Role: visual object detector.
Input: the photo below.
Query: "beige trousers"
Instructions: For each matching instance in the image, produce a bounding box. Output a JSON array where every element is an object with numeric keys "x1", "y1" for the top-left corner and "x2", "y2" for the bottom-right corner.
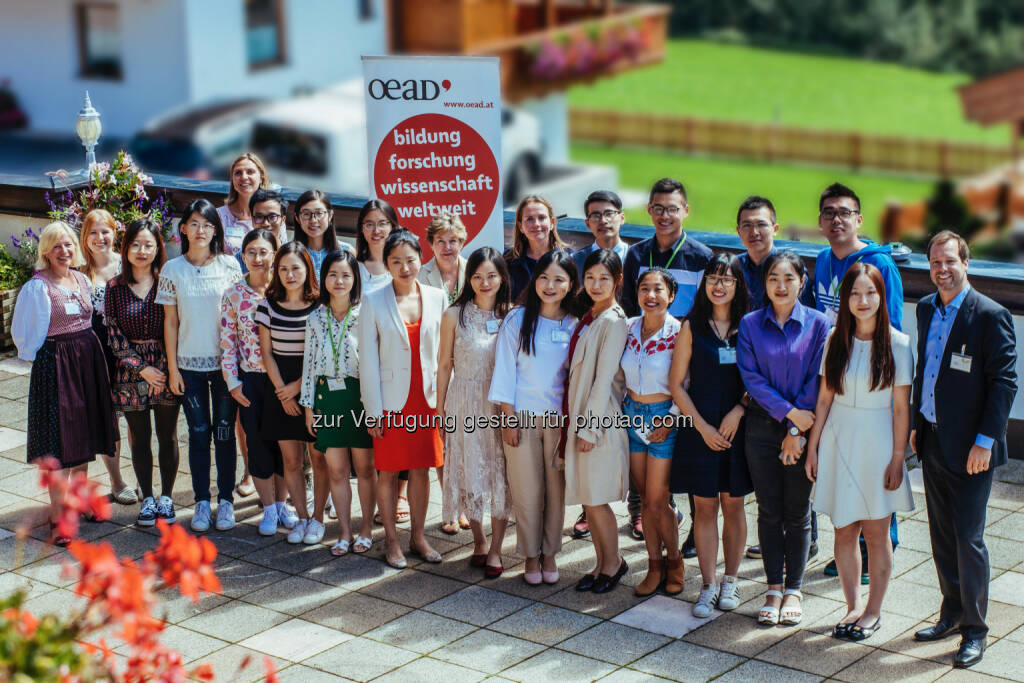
[{"x1": 503, "y1": 423, "x2": 566, "y2": 558}]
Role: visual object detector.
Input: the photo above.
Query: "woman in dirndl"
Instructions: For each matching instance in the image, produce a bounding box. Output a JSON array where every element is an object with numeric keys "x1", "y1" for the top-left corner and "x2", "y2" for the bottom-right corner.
[{"x1": 12, "y1": 221, "x2": 117, "y2": 545}]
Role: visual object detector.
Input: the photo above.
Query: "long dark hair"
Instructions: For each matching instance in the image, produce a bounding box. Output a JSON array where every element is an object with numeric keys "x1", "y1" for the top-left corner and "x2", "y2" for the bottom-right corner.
[
  {"x1": 117, "y1": 218, "x2": 166, "y2": 286},
  {"x1": 824, "y1": 263, "x2": 894, "y2": 394},
  {"x1": 518, "y1": 250, "x2": 578, "y2": 356},
  {"x1": 265, "y1": 241, "x2": 318, "y2": 304},
  {"x1": 453, "y1": 247, "x2": 511, "y2": 328},
  {"x1": 319, "y1": 249, "x2": 361, "y2": 306},
  {"x1": 762, "y1": 249, "x2": 807, "y2": 309},
  {"x1": 293, "y1": 189, "x2": 339, "y2": 253},
  {"x1": 356, "y1": 199, "x2": 399, "y2": 262},
  {"x1": 572, "y1": 248, "x2": 622, "y2": 317},
  {"x1": 178, "y1": 198, "x2": 225, "y2": 255},
  {"x1": 690, "y1": 252, "x2": 749, "y2": 340}
]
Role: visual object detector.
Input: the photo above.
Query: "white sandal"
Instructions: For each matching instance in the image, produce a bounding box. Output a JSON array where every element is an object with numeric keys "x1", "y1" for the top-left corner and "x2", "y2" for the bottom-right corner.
[
  {"x1": 330, "y1": 539, "x2": 352, "y2": 556},
  {"x1": 758, "y1": 589, "x2": 783, "y2": 625},
  {"x1": 352, "y1": 535, "x2": 373, "y2": 554},
  {"x1": 780, "y1": 588, "x2": 803, "y2": 625}
]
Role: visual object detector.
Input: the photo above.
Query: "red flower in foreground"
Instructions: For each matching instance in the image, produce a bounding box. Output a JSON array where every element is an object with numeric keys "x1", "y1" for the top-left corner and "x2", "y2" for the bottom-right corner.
[
  {"x1": 145, "y1": 520, "x2": 221, "y2": 602},
  {"x1": 36, "y1": 459, "x2": 111, "y2": 540}
]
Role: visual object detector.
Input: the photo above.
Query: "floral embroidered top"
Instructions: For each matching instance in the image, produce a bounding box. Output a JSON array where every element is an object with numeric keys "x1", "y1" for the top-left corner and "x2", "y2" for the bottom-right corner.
[
  {"x1": 220, "y1": 277, "x2": 267, "y2": 391},
  {"x1": 104, "y1": 280, "x2": 165, "y2": 368},
  {"x1": 299, "y1": 304, "x2": 361, "y2": 408},
  {"x1": 619, "y1": 315, "x2": 680, "y2": 395},
  {"x1": 156, "y1": 254, "x2": 241, "y2": 371}
]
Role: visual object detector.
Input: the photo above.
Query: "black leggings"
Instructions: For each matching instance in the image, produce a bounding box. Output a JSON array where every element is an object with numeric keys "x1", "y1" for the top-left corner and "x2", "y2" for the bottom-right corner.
[{"x1": 124, "y1": 404, "x2": 180, "y2": 499}]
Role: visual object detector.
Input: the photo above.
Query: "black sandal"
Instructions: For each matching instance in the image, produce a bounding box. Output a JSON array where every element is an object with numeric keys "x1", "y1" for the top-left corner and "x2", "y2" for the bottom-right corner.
[
  {"x1": 832, "y1": 623, "x2": 851, "y2": 639},
  {"x1": 847, "y1": 618, "x2": 881, "y2": 641}
]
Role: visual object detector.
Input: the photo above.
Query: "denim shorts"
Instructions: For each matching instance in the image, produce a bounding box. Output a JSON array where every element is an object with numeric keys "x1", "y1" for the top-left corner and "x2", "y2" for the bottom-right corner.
[{"x1": 623, "y1": 396, "x2": 677, "y2": 459}]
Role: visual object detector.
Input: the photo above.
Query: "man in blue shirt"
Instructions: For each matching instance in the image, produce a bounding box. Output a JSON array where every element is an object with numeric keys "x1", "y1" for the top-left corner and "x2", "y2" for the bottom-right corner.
[
  {"x1": 573, "y1": 190, "x2": 630, "y2": 276},
  {"x1": 736, "y1": 195, "x2": 815, "y2": 310}
]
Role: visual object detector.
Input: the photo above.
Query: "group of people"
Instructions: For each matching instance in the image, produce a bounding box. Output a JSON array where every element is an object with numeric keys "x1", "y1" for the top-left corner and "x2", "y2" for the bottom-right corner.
[{"x1": 12, "y1": 152, "x2": 1017, "y2": 670}]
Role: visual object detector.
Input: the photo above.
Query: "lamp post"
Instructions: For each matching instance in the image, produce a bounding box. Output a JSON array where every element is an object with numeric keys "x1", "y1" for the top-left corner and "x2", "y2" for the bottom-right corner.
[{"x1": 75, "y1": 91, "x2": 102, "y2": 170}]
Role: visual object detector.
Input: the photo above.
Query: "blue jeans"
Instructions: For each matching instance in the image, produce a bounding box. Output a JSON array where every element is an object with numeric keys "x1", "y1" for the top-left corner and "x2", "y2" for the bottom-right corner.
[{"x1": 181, "y1": 369, "x2": 237, "y2": 504}]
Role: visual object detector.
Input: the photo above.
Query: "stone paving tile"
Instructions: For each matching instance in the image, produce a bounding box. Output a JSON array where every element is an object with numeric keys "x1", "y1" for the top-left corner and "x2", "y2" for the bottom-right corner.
[
  {"x1": 23, "y1": 587, "x2": 85, "y2": 616},
  {"x1": 429, "y1": 629, "x2": 546, "y2": 674},
  {"x1": 544, "y1": 580, "x2": 643, "y2": 620},
  {"x1": 713, "y1": 659, "x2": 823, "y2": 682},
  {"x1": 936, "y1": 670, "x2": 1012, "y2": 683},
  {"x1": 423, "y1": 584, "x2": 532, "y2": 626},
  {"x1": 238, "y1": 617, "x2": 351, "y2": 662},
  {"x1": 114, "y1": 624, "x2": 227, "y2": 663},
  {"x1": 989, "y1": 571, "x2": 1024, "y2": 607},
  {"x1": 14, "y1": 551, "x2": 77, "y2": 587},
  {"x1": 238, "y1": 535, "x2": 335, "y2": 575},
  {"x1": 154, "y1": 591, "x2": 231, "y2": 625},
  {"x1": 986, "y1": 535, "x2": 1024, "y2": 570},
  {"x1": 197, "y1": 644, "x2": 287, "y2": 683},
  {"x1": 1004, "y1": 624, "x2": 1024, "y2": 643},
  {"x1": 757, "y1": 629, "x2": 874, "y2": 677},
  {"x1": 0, "y1": 536, "x2": 58, "y2": 571},
  {"x1": 373, "y1": 656, "x2": 488, "y2": 683},
  {"x1": 629, "y1": 641, "x2": 745, "y2": 681},
  {"x1": 556, "y1": 621, "x2": 672, "y2": 666},
  {"x1": 201, "y1": 527, "x2": 284, "y2": 560},
  {"x1": 0, "y1": 568, "x2": 55, "y2": 601},
  {"x1": 304, "y1": 636, "x2": 419, "y2": 681},
  {"x1": 971, "y1": 637, "x2": 1024, "y2": 680},
  {"x1": 363, "y1": 609, "x2": 478, "y2": 654},
  {"x1": 596, "y1": 669, "x2": 676, "y2": 683},
  {"x1": 878, "y1": 579, "x2": 946, "y2": 620},
  {"x1": 274, "y1": 664, "x2": 347, "y2": 682},
  {"x1": 681, "y1": 611, "x2": 791, "y2": 657},
  {"x1": 302, "y1": 591, "x2": 411, "y2": 635},
  {"x1": 490, "y1": 602, "x2": 602, "y2": 645},
  {"x1": 214, "y1": 557, "x2": 287, "y2": 598},
  {"x1": 0, "y1": 377, "x2": 30, "y2": 400},
  {"x1": 358, "y1": 566, "x2": 467, "y2": 608},
  {"x1": 303, "y1": 551, "x2": 403, "y2": 591},
  {"x1": 178, "y1": 599, "x2": 289, "y2": 641},
  {"x1": 804, "y1": 607, "x2": 919, "y2": 646},
  {"x1": 612, "y1": 594, "x2": 722, "y2": 638},
  {"x1": 241, "y1": 574, "x2": 348, "y2": 616},
  {"x1": 833, "y1": 648, "x2": 952, "y2": 682},
  {"x1": 501, "y1": 648, "x2": 618, "y2": 682}
]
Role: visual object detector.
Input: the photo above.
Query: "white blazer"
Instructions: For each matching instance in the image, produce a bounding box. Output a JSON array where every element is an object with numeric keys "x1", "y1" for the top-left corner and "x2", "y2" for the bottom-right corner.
[{"x1": 358, "y1": 281, "x2": 447, "y2": 417}]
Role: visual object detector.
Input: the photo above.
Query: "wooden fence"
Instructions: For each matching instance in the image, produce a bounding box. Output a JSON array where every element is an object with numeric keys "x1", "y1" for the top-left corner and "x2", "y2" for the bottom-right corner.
[{"x1": 569, "y1": 108, "x2": 1014, "y2": 177}]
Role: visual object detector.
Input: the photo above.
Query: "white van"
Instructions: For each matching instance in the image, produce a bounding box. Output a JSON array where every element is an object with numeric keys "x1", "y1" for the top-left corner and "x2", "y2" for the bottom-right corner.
[{"x1": 250, "y1": 80, "x2": 542, "y2": 203}]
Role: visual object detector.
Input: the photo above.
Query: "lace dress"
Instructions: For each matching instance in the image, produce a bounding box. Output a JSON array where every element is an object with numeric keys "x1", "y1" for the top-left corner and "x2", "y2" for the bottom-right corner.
[{"x1": 442, "y1": 302, "x2": 511, "y2": 522}]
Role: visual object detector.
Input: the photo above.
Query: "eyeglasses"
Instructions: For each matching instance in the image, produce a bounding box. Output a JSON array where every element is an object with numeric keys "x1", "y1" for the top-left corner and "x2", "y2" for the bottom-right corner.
[
  {"x1": 299, "y1": 210, "x2": 328, "y2": 221},
  {"x1": 820, "y1": 208, "x2": 859, "y2": 221},
  {"x1": 707, "y1": 276, "x2": 737, "y2": 287},
  {"x1": 186, "y1": 221, "x2": 215, "y2": 233},
  {"x1": 650, "y1": 204, "x2": 684, "y2": 217},
  {"x1": 362, "y1": 220, "x2": 392, "y2": 231},
  {"x1": 587, "y1": 209, "x2": 621, "y2": 222},
  {"x1": 252, "y1": 212, "x2": 283, "y2": 225},
  {"x1": 738, "y1": 221, "x2": 773, "y2": 232},
  {"x1": 128, "y1": 242, "x2": 157, "y2": 252}
]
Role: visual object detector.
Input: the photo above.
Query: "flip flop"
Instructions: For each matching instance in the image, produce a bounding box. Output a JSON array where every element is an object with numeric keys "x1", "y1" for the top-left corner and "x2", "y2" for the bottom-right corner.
[
  {"x1": 353, "y1": 535, "x2": 373, "y2": 554},
  {"x1": 330, "y1": 539, "x2": 352, "y2": 556}
]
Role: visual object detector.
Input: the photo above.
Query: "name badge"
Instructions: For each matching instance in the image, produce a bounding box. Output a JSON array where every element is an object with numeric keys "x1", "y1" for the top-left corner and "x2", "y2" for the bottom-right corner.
[
  {"x1": 551, "y1": 329, "x2": 570, "y2": 343},
  {"x1": 225, "y1": 225, "x2": 247, "y2": 238},
  {"x1": 718, "y1": 347, "x2": 737, "y2": 364},
  {"x1": 485, "y1": 319, "x2": 500, "y2": 334},
  {"x1": 950, "y1": 353, "x2": 972, "y2": 373},
  {"x1": 327, "y1": 377, "x2": 346, "y2": 391},
  {"x1": 64, "y1": 301, "x2": 81, "y2": 315}
]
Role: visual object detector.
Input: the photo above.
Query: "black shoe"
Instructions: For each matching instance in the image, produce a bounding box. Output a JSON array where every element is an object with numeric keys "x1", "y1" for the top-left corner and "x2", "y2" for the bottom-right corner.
[
  {"x1": 572, "y1": 510, "x2": 590, "y2": 539},
  {"x1": 807, "y1": 542, "x2": 818, "y2": 560},
  {"x1": 823, "y1": 559, "x2": 838, "y2": 577},
  {"x1": 832, "y1": 622, "x2": 852, "y2": 639},
  {"x1": 745, "y1": 545, "x2": 762, "y2": 560},
  {"x1": 591, "y1": 558, "x2": 629, "y2": 594},
  {"x1": 914, "y1": 619, "x2": 958, "y2": 642},
  {"x1": 954, "y1": 638, "x2": 985, "y2": 668},
  {"x1": 846, "y1": 617, "x2": 881, "y2": 642},
  {"x1": 575, "y1": 573, "x2": 598, "y2": 592},
  {"x1": 681, "y1": 531, "x2": 696, "y2": 559}
]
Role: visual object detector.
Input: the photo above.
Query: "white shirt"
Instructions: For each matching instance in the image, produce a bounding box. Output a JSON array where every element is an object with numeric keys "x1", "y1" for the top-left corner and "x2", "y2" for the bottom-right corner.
[
  {"x1": 620, "y1": 315, "x2": 680, "y2": 395},
  {"x1": 358, "y1": 261, "x2": 392, "y2": 295},
  {"x1": 156, "y1": 254, "x2": 241, "y2": 371},
  {"x1": 12, "y1": 278, "x2": 53, "y2": 361},
  {"x1": 488, "y1": 306, "x2": 577, "y2": 415}
]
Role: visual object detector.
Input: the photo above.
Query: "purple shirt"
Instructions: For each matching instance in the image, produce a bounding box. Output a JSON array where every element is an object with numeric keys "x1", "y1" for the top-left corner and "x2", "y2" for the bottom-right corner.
[{"x1": 737, "y1": 302, "x2": 830, "y2": 428}]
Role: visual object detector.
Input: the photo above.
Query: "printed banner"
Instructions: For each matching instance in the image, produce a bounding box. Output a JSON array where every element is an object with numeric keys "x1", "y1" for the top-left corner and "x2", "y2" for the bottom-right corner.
[{"x1": 362, "y1": 55, "x2": 503, "y2": 261}]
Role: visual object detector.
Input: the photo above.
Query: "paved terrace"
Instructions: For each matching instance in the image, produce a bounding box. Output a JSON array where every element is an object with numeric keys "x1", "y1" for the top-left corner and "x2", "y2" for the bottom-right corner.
[{"x1": 0, "y1": 355, "x2": 1021, "y2": 682}]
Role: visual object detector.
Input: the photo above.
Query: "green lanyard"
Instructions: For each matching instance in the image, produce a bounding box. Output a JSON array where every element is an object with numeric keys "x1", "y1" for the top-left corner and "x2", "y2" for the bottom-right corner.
[
  {"x1": 327, "y1": 307, "x2": 352, "y2": 378},
  {"x1": 828, "y1": 254, "x2": 864, "y2": 298},
  {"x1": 650, "y1": 233, "x2": 686, "y2": 269}
]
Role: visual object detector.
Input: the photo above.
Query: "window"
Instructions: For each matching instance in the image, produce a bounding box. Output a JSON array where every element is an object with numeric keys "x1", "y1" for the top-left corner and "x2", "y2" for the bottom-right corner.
[
  {"x1": 359, "y1": 0, "x2": 375, "y2": 21},
  {"x1": 76, "y1": 3, "x2": 122, "y2": 80},
  {"x1": 246, "y1": 0, "x2": 286, "y2": 69}
]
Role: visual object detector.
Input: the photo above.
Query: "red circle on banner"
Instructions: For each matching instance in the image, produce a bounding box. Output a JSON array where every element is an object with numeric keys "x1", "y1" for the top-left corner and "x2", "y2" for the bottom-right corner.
[{"x1": 374, "y1": 113, "x2": 499, "y2": 261}]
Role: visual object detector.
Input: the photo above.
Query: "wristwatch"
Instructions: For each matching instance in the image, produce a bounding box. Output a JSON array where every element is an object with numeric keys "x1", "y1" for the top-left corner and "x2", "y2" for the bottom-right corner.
[{"x1": 788, "y1": 426, "x2": 801, "y2": 437}]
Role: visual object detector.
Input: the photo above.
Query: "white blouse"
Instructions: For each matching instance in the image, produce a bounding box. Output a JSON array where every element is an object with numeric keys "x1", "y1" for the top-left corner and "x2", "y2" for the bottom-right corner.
[
  {"x1": 11, "y1": 278, "x2": 53, "y2": 361},
  {"x1": 299, "y1": 304, "x2": 361, "y2": 408},
  {"x1": 620, "y1": 315, "x2": 680, "y2": 395},
  {"x1": 488, "y1": 306, "x2": 577, "y2": 415},
  {"x1": 358, "y1": 261, "x2": 392, "y2": 295},
  {"x1": 156, "y1": 254, "x2": 241, "y2": 371}
]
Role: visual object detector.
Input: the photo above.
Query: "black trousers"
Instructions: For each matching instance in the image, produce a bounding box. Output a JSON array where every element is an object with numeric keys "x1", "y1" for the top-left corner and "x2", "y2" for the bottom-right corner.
[
  {"x1": 744, "y1": 411, "x2": 812, "y2": 589},
  {"x1": 920, "y1": 425, "x2": 993, "y2": 639}
]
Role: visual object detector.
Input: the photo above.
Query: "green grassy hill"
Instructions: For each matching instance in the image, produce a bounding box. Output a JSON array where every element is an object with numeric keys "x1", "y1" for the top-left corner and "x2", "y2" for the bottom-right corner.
[{"x1": 569, "y1": 40, "x2": 1008, "y2": 144}]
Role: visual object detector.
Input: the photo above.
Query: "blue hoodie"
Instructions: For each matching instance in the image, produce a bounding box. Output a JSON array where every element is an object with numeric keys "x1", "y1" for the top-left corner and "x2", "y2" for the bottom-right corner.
[{"x1": 814, "y1": 239, "x2": 903, "y2": 331}]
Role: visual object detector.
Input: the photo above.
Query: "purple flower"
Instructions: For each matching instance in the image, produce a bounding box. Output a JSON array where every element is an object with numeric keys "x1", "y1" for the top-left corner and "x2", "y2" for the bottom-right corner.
[{"x1": 11, "y1": 236, "x2": 20, "y2": 249}]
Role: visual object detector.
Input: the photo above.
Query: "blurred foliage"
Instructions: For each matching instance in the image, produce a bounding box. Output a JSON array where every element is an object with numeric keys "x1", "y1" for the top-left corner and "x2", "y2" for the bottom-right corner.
[{"x1": 926, "y1": 179, "x2": 983, "y2": 242}]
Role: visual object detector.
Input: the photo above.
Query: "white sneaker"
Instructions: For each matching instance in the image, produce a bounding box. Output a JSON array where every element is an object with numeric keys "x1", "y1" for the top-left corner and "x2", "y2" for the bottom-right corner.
[
  {"x1": 717, "y1": 575, "x2": 740, "y2": 610},
  {"x1": 215, "y1": 499, "x2": 235, "y2": 531},
  {"x1": 693, "y1": 583, "x2": 719, "y2": 618},
  {"x1": 190, "y1": 500, "x2": 211, "y2": 532},
  {"x1": 303, "y1": 519, "x2": 326, "y2": 545},
  {"x1": 287, "y1": 519, "x2": 308, "y2": 544},
  {"x1": 276, "y1": 502, "x2": 299, "y2": 530},
  {"x1": 258, "y1": 507, "x2": 279, "y2": 536}
]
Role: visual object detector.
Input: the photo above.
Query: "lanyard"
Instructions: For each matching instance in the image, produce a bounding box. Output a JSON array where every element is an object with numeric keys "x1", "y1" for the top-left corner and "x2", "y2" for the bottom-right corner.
[
  {"x1": 650, "y1": 234, "x2": 686, "y2": 269},
  {"x1": 327, "y1": 307, "x2": 352, "y2": 377},
  {"x1": 827, "y1": 254, "x2": 864, "y2": 298}
]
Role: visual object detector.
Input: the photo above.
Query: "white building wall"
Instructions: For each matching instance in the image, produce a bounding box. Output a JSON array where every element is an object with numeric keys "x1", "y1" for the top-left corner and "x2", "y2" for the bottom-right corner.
[{"x1": 0, "y1": 0, "x2": 190, "y2": 137}]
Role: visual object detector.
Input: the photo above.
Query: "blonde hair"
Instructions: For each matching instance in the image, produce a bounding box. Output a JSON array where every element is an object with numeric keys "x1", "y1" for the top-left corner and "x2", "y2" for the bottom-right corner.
[
  {"x1": 37, "y1": 221, "x2": 86, "y2": 271},
  {"x1": 225, "y1": 153, "x2": 269, "y2": 207},
  {"x1": 426, "y1": 212, "x2": 468, "y2": 244},
  {"x1": 79, "y1": 209, "x2": 118, "y2": 279},
  {"x1": 510, "y1": 195, "x2": 565, "y2": 259}
]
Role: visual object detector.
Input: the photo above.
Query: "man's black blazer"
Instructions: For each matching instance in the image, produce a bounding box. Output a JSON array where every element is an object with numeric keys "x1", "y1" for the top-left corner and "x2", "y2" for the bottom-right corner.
[{"x1": 912, "y1": 287, "x2": 1017, "y2": 474}]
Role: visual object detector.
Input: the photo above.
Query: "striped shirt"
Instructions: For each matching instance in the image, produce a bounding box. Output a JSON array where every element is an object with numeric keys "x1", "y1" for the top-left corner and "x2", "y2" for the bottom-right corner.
[{"x1": 255, "y1": 298, "x2": 318, "y2": 356}]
